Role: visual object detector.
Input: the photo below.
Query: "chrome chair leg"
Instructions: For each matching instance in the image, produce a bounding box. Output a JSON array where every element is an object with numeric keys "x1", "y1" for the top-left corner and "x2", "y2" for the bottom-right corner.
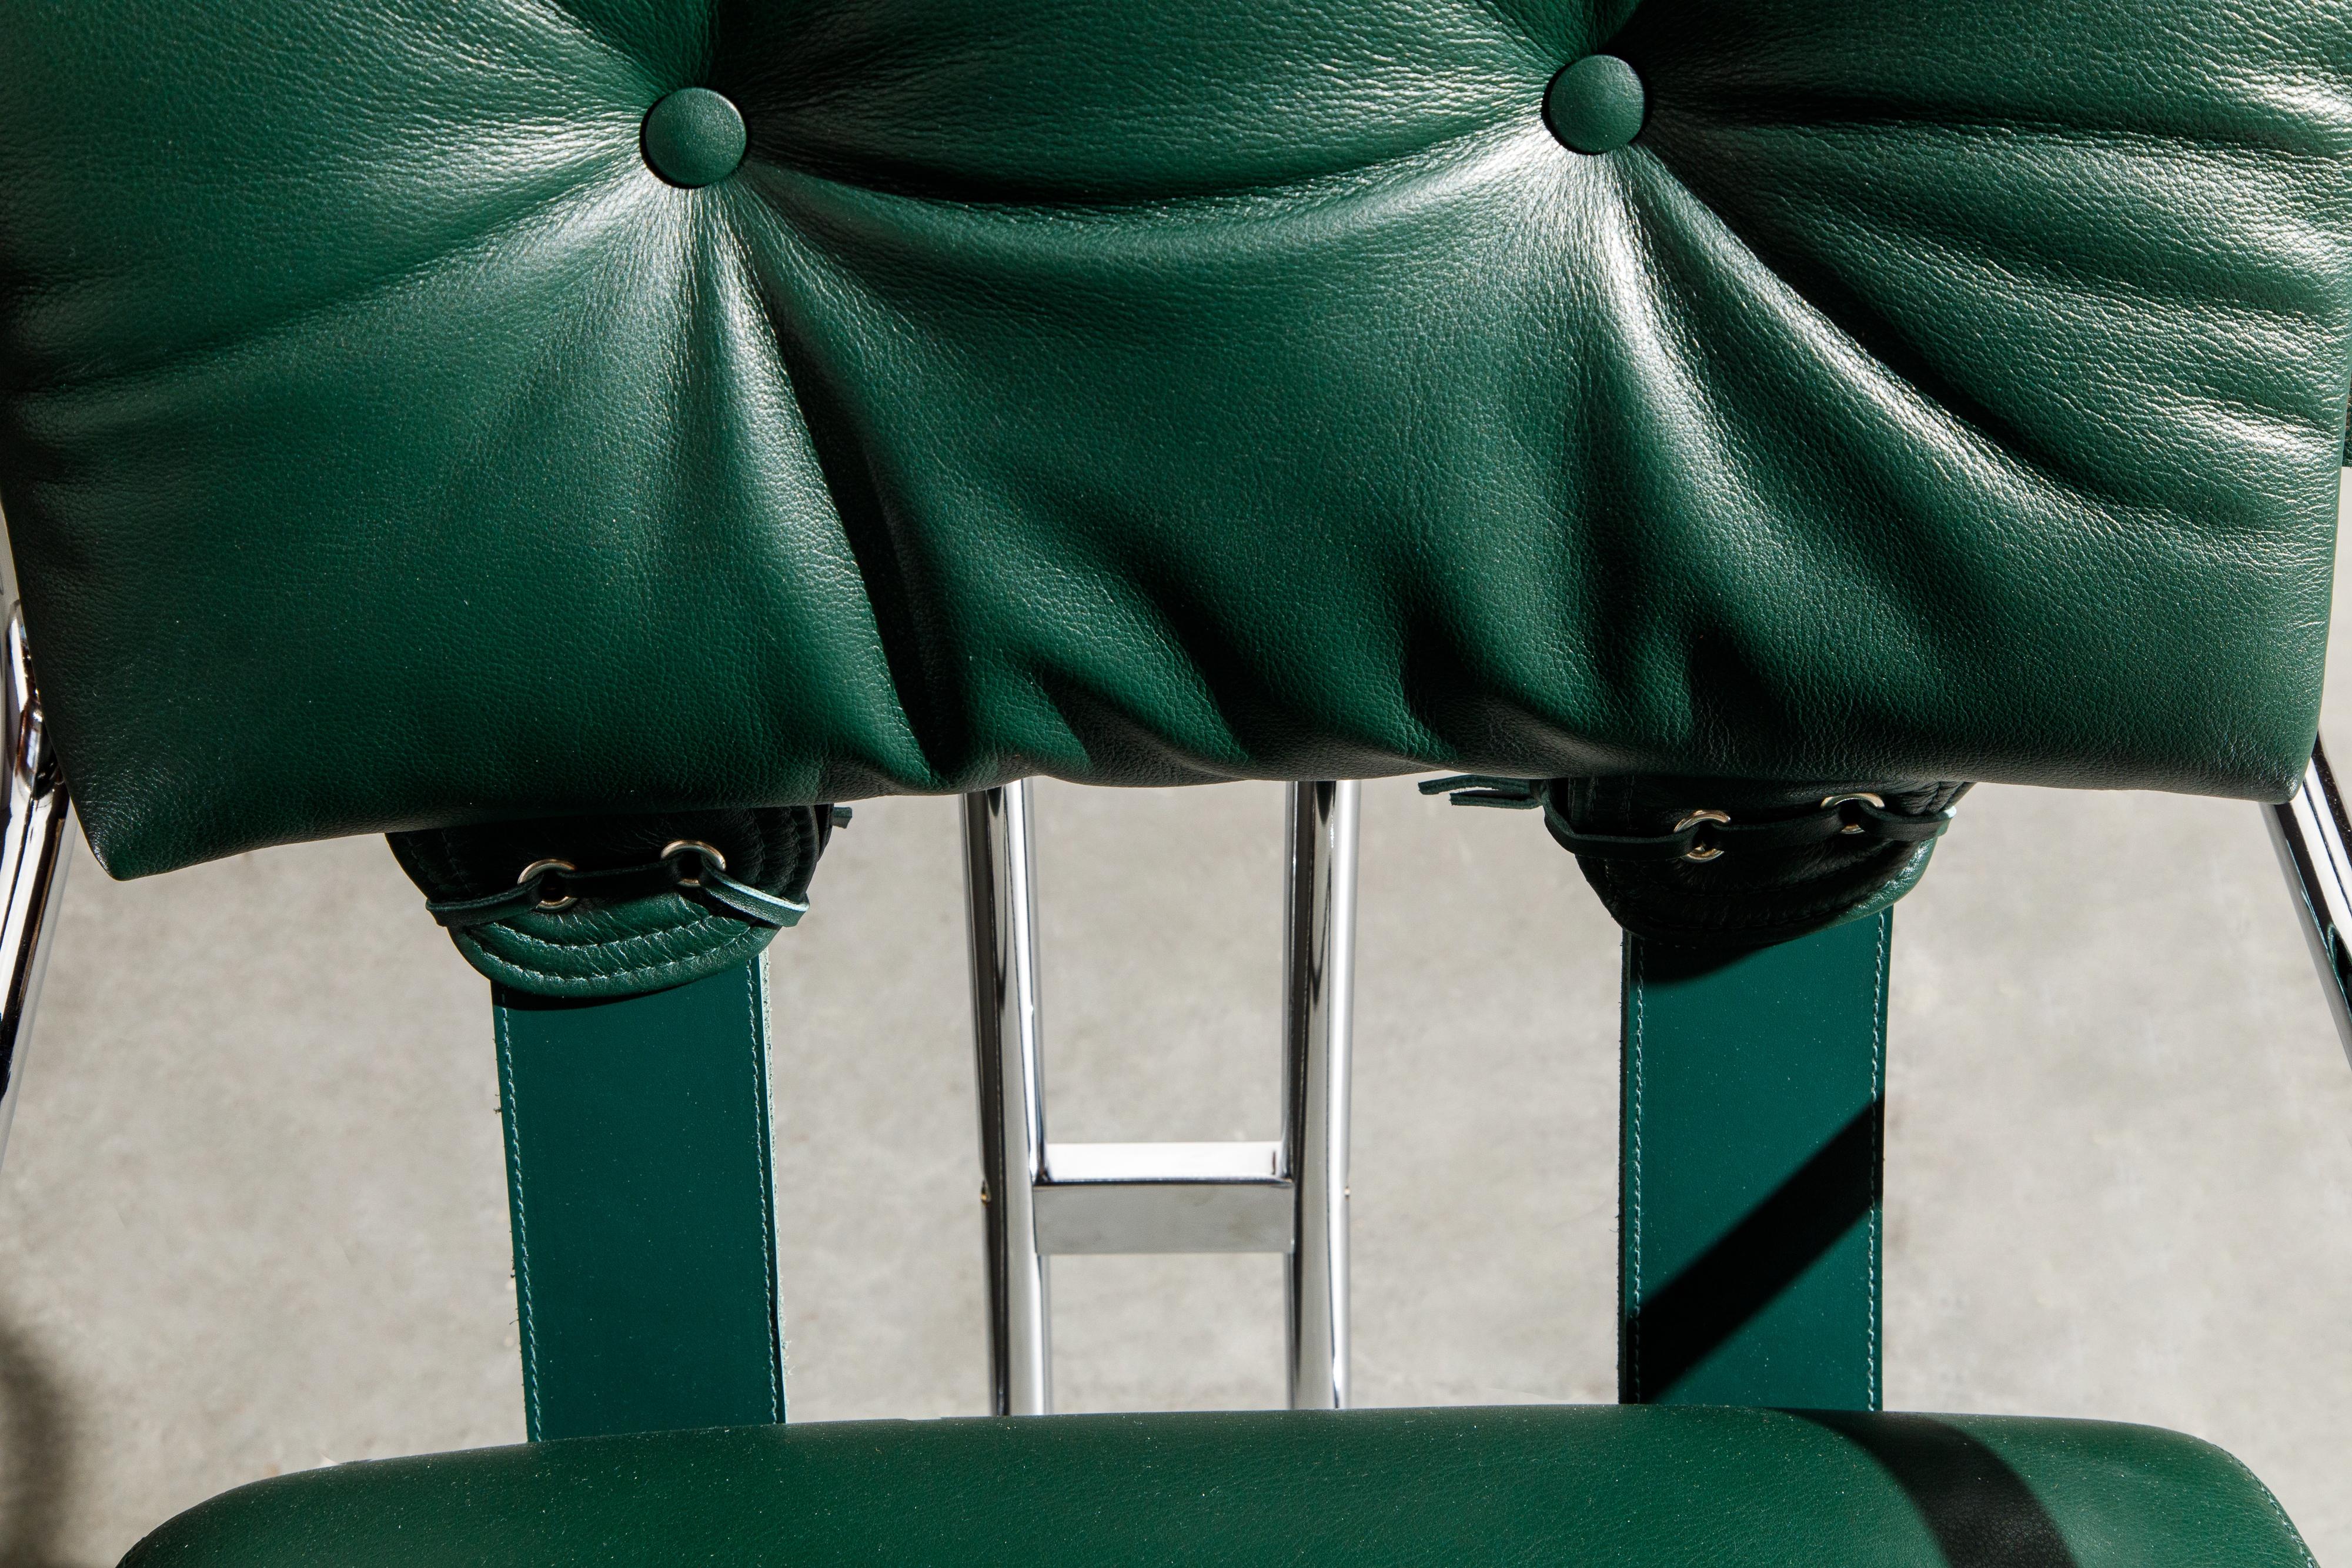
[
  {"x1": 962, "y1": 781, "x2": 1053, "y2": 1416},
  {"x1": 2266, "y1": 739, "x2": 2352, "y2": 1068},
  {"x1": 0, "y1": 606, "x2": 69, "y2": 1175},
  {"x1": 1284, "y1": 779, "x2": 1357, "y2": 1410},
  {"x1": 960, "y1": 779, "x2": 1361, "y2": 1415}
]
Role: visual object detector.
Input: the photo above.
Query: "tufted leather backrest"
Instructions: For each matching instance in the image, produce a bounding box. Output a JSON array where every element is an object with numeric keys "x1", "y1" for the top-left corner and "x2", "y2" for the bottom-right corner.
[{"x1": 1, "y1": 0, "x2": 2348, "y2": 877}]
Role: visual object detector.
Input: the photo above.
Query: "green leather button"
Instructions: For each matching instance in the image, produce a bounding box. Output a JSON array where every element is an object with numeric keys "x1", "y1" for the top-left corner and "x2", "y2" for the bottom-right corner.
[
  {"x1": 642, "y1": 88, "x2": 746, "y2": 188},
  {"x1": 1545, "y1": 55, "x2": 1645, "y2": 155}
]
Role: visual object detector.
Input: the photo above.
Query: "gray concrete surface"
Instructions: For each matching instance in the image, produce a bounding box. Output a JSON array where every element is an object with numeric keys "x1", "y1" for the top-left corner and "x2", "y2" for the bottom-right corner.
[{"x1": 4, "y1": 513, "x2": 2352, "y2": 1562}]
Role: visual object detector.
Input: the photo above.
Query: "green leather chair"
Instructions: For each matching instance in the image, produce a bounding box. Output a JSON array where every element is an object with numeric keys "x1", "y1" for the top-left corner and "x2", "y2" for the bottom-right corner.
[{"x1": 2, "y1": 1, "x2": 2350, "y2": 1563}]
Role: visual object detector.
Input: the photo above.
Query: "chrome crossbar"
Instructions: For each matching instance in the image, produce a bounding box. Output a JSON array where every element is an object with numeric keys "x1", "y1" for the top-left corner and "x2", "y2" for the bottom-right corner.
[
  {"x1": 961, "y1": 778, "x2": 1360, "y2": 1415},
  {"x1": 1033, "y1": 1141, "x2": 1291, "y2": 1255}
]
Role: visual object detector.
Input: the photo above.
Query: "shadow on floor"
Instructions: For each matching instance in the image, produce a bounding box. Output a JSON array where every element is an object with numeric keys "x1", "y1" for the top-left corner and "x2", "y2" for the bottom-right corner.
[{"x1": 0, "y1": 1305, "x2": 86, "y2": 1568}]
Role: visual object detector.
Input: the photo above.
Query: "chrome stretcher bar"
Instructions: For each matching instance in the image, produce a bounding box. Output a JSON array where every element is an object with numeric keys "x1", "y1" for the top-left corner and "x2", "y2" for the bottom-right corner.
[{"x1": 963, "y1": 778, "x2": 1360, "y2": 1416}]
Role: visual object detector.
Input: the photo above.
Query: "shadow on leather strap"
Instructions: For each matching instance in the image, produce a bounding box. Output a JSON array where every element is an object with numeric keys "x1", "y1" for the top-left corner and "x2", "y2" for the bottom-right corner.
[{"x1": 1625, "y1": 1100, "x2": 1881, "y2": 1399}]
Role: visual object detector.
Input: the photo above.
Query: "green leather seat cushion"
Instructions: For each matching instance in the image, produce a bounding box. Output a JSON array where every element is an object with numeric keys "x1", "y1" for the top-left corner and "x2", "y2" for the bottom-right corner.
[
  {"x1": 3, "y1": 1, "x2": 2350, "y2": 877},
  {"x1": 121, "y1": 1406, "x2": 2312, "y2": 1568}
]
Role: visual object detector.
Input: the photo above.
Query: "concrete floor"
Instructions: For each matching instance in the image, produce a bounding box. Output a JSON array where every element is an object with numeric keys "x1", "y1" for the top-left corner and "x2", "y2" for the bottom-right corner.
[{"x1": 5, "y1": 527, "x2": 2352, "y2": 1562}]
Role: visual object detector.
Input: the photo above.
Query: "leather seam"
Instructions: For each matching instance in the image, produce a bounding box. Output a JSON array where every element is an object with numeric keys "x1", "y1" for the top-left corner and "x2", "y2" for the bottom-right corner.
[
  {"x1": 472, "y1": 955, "x2": 733, "y2": 998},
  {"x1": 495, "y1": 1004, "x2": 544, "y2": 1442},
  {"x1": 746, "y1": 960, "x2": 783, "y2": 1424},
  {"x1": 1868, "y1": 911, "x2": 1887, "y2": 1410},
  {"x1": 469, "y1": 908, "x2": 744, "y2": 957},
  {"x1": 465, "y1": 922, "x2": 768, "y2": 993},
  {"x1": 2205, "y1": 1440, "x2": 2320, "y2": 1568},
  {"x1": 1626, "y1": 935, "x2": 1646, "y2": 1404}
]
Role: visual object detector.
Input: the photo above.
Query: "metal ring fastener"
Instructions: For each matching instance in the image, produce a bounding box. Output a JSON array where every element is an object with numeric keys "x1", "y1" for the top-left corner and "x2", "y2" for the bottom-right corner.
[
  {"x1": 517, "y1": 857, "x2": 578, "y2": 912},
  {"x1": 1674, "y1": 809, "x2": 1732, "y2": 862},
  {"x1": 1820, "y1": 793, "x2": 1887, "y2": 835},
  {"x1": 660, "y1": 839, "x2": 727, "y2": 888}
]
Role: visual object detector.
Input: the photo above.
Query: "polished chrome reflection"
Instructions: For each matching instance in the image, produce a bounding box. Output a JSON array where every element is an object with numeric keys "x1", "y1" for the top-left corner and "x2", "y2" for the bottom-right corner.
[
  {"x1": 0, "y1": 607, "x2": 68, "y2": 1175},
  {"x1": 963, "y1": 782, "x2": 1052, "y2": 1416},
  {"x1": 2267, "y1": 739, "x2": 2352, "y2": 1068},
  {"x1": 1283, "y1": 779, "x2": 1358, "y2": 1411},
  {"x1": 1034, "y1": 1141, "x2": 1291, "y2": 1255},
  {"x1": 961, "y1": 779, "x2": 1359, "y2": 1414}
]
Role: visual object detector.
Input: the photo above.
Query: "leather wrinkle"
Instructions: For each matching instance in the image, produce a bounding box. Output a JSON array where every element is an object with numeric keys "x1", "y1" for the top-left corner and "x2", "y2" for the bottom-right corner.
[
  {"x1": 540, "y1": 0, "x2": 706, "y2": 81},
  {"x1": 750, "y1": 101, "x2": 1541, "y2": 216},
  {"x1": 1452, "y1": 0, "x2": 1565, "y2": 64},
  {"x1": 751, "y1": 278, "x2": 973, "y2": 783},
  {"x1": 1572, "y1": 168, "x2": 1853, "y2": 770},
  {"x1": 1581, "y1": 141, "x2": 2239, "y2": 780},
  {"x1": 714, "y1": 171, "x2": 984, "y2": 788},
  {"x1": 1637, "y1": 148, "x2": 2316, "y2": 490},
  {"x1": 994, "y1": 493, "x2": 1306, "y2": 774},
  {"x1": 687, "y1": 195, "x2": 937, "y2": 800},
  {"x1": 717, "y1": 5, "x2": 1556, "y2": 208},
  {"x1": 1070, "y1": 534, "x2": 1344, "y2": 773},
  {"x1": 5, "y1": 0, "x2": 2344, "y2": 875},
  {"x1": 1025, "y1": 669, "x2": 1255, "y2": 785},
  {"x1": 1608, "y1": 145, "x2": 2099, "y2": 531},
  {"x1": 1616, "y1": 15, "x2": 2352, "y2": 437}
]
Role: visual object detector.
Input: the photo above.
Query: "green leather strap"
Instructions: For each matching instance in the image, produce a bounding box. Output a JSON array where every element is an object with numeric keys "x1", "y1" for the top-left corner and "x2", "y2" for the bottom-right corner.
[
  {"x1": 493, "y1": 960, "x2": 784, "y2": 1440},
  {"x1": 1620, "y1": 913, "x2": 1889, "y2": 1409}
]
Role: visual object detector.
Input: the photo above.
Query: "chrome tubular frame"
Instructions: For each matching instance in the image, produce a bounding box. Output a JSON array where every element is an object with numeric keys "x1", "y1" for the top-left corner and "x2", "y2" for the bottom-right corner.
[
  {"x1": 963, "y1": 781, "x2": 1053, "y2": 1416},
  {"x1": 1283, "y1": 778, "x2": 1357, "y2": 1410},
  {"x1": 0, "y1": 607, "x2": 69, "y2": 1175},
  {"x1": 961, "y1": 778, "x2": 1361, "y2": 1415},
  {"x1": 2267, "y1": 739, "x2": 2352, "y2": 1069}
]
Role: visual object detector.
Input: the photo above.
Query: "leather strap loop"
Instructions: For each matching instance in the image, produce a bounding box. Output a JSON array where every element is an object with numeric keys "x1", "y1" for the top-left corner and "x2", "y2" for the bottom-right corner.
[
  {"x1": 426, "y1": 849, "x2": 812, "y2": 932},
  {"x1": 395, "y1": 804, "x2": 846, "y2": 999},
  {"x1": 1418, "y1": 777, "x2": 1955, "y2": 862}
]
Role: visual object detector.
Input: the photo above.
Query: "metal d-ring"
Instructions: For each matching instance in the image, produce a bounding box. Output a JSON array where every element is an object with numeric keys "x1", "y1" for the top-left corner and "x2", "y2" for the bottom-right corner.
[
  {"x1": 1821, "y1": 792, "x2": 1887, "y2": 835},
  {"x1": 517, "y1": 858, "x2": 578, "y2": 912},
  {"x1": 661, "y1": 839, "x2": 727, "y2": 889},
  {"x1": 1675, "y1": 808, "x2": 1731, "y2": 862}
]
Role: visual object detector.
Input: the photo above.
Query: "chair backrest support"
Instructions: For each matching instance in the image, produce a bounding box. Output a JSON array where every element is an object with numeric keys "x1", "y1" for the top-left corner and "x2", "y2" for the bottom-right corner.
[{"x1": 493, "y1": 963, "x2": 784, "y2": 1440}]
